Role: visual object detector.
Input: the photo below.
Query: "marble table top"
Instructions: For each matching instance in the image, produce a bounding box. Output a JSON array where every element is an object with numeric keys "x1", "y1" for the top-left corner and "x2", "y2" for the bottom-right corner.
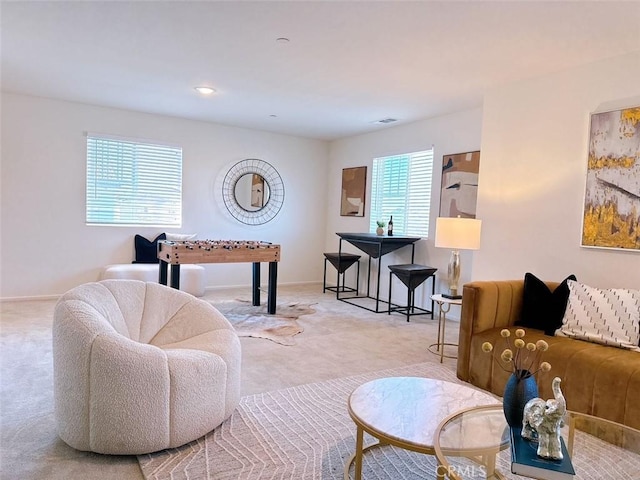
[{"x1": 347, "y1": 377, "x2": 500, "y2": 452}]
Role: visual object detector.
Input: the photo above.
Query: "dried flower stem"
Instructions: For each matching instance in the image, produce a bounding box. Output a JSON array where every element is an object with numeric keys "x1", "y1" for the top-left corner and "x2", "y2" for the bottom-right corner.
[{"x1": 482, "y1": 329, "x2": 551, "y2": 380}]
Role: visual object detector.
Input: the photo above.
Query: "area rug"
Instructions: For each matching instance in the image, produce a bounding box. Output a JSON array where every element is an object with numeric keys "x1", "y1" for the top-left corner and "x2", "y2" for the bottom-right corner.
[
  {"x1": 138, "y1": 361, "x2": 487, "y2": 480},
  {"x1": 213, "y1": 299, "x2": 316, "y2": 346},
  {"x1": 137, "y1": 360, "x2": 640, "y2": 480}
]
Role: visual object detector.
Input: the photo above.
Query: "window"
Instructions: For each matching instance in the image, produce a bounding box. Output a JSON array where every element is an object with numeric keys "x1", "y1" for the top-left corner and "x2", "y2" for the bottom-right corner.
[
  {"x1": 86, "y1": 134, "x2": 182, "y2": 226},
  {"x1": 369, "y1": 148, "x2": 434, "y2": 236}
]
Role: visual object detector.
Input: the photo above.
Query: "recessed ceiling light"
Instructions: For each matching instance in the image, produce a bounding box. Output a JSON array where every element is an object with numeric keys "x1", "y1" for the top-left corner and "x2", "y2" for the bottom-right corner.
[
  {"x1": 269, "y1": 114, "x2": 278, "y2": 118},
  {"x1": 276, "y1": 37, "x2": 290, "y2": 44},
  {"x1": 194, "y1": 86, "x2": 216, "y2": 95}
]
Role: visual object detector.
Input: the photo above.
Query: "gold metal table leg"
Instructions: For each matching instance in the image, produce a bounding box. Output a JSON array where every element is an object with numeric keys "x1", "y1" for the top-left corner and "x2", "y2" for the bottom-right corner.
[{"x1": 355, "y1": 425, "x2": 363, "y2": 480}]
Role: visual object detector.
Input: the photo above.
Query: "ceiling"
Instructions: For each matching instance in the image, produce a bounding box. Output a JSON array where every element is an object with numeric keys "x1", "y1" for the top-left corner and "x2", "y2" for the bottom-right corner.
[{"x1": 2, "y1": 1, "x2": 639, "y2": 141}]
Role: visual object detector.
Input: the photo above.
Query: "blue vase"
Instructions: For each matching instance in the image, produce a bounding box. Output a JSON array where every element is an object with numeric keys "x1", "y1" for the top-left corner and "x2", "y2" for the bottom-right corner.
[{"x1": 503, "y1": 370, "x2": 539, "y2": 427}]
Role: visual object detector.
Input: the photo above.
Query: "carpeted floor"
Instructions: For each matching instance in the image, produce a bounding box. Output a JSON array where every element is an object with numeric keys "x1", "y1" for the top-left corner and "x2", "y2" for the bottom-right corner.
[
  {"x1": 0, "y1": 283, "x2": 461, "y2": 480},
  {"x1": 4, "y1": 284, "x2": 639, "y2": 479}
]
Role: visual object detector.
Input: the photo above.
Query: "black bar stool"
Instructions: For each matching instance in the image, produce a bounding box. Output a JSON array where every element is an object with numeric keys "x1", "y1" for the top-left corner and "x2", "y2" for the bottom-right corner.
[
  {"x1": 323, "y1": 253, "x2": 361, "y2": 294},
  {"x1": 388, "y1": 264, "x2": 437, "y2": 321}
]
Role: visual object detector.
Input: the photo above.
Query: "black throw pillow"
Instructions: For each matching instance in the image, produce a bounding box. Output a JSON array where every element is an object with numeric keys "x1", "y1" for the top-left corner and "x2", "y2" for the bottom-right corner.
[
  {"x1": 133, "y1": 233, "x2": 166, "y2": 264},
  {"x1": 516, "y1": 272, "x2": 577, "y2": 335}
]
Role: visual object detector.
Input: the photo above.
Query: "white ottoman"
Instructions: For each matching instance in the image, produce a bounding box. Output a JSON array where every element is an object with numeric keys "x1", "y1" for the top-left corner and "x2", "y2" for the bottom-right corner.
[
  {"x1": 100, "y1": 263, "x2": 206, "y2": 297},
  {"x1": 53, "y1": 280, "x2": 241, "y2": 455}
]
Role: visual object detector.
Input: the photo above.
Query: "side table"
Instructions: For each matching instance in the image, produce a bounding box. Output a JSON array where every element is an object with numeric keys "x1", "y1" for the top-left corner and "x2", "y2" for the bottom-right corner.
[
  {"x1": 434, "y1": 404, "x2": 640, "y2": 480},
  {"x1": 429, "y1": 294, "x2": 462, "y2": 363}
]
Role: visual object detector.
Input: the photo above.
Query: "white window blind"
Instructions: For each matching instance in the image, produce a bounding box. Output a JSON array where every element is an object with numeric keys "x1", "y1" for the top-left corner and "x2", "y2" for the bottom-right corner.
[
  {"x1": 369, "y1": 149, "x2": 434, "y2": 237},
  {"x1": 86, "y1": 134, "x2": 183, "y2": 226}
]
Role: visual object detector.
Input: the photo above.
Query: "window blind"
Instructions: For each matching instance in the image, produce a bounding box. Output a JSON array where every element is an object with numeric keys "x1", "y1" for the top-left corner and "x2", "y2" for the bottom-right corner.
[
  {"x1": 369, "y1": 149, "x2": 434, "y2": 237},
  {"x1": 86, "y1": 134, "x2": 183, "y2": 226}
]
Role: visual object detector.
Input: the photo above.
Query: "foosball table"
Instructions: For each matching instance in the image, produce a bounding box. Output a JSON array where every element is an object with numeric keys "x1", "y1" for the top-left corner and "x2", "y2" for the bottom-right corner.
[{"x1": 157, "y1": 240, "x2": 281, "y2": 314}]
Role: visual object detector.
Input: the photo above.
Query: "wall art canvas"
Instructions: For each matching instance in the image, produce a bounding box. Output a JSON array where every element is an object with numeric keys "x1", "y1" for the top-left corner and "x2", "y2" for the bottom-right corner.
[
  {"x1": 581, "y1": 106, "x2": 640, "y2": 251},
  {"x1": 340, "y1": 166, "x2": 367, "y2": 216},
  {"x1": 439, "y1": 151, "x2": 480, "y2": 218}
]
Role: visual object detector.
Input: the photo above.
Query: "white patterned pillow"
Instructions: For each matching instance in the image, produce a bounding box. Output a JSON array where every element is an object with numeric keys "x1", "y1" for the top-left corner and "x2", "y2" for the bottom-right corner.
[{"x1": 558, "y1": 281, "x2": 640, "y2": 351}]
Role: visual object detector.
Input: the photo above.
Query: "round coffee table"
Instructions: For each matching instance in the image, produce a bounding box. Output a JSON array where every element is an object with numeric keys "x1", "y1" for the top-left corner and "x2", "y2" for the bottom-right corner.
[
  {"x1": 434, "y1": 404, "x2": 640, "y2": 479},
  {"x1": 344, "y1": 377, "x2": 500, "y2": 480}
]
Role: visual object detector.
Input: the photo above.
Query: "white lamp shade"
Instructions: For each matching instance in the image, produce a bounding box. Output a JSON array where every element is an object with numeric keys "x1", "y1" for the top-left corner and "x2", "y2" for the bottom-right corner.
[{"x1": 435, "y1": 217, "x2": 482, "y2": 250}]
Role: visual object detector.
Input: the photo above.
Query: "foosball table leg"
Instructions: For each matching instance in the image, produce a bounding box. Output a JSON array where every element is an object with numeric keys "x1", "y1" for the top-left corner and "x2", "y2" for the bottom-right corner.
[
  {"x1": 159, "y1": 260, "x2": 169, "y2": 286},
  {"x1": 252, "y1": 262, "x2": 261, "y2": 307},
  {"x1": 170, "y1": 264, "x2": 181, "y2": 290},
  {"x1": 268, "y1": 261, "x2": 277, "y2": 314}
]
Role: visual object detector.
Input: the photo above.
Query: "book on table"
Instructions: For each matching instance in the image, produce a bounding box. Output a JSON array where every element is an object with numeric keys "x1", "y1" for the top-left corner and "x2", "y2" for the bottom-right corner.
[{"x1": 510, "y1": 427, "x2": 575, "y2": 480}]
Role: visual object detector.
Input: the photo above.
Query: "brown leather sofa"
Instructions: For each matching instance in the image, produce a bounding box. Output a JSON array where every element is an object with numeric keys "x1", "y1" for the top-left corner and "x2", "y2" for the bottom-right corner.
[{"x1": 457, "y1": 279, "x2": 640, "y2": 430}]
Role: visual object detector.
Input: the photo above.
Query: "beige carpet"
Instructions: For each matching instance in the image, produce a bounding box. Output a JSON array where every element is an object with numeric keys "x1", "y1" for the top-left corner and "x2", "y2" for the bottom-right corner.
[
  {"x1": 0, "y1": 283, "x2": 461, "y2": 480},
  {"x1": 213, "y1": 299, "x2": 316, "y2": 345},
  {"x1": 4, "y1": 285, "x2": 639, "y2": 479}
]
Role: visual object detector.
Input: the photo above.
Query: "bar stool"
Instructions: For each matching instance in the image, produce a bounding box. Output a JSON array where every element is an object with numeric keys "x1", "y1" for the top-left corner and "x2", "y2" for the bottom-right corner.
[
  {"x1": 387, "y1": 264, "x2": 437, "y2": 322},
  {"x1": 323, "y1": 253, "x2": 361, "y2": 294}
]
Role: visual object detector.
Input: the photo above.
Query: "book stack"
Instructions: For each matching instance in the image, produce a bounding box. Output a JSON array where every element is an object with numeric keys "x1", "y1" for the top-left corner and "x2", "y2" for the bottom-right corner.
[{"x1": 510, "y1": 428, "x2": 575, "y2": 480}]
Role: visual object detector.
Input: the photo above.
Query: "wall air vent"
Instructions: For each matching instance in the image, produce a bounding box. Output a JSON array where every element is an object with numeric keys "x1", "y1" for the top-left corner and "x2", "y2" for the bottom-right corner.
[{"x1": 374, "y1": 118, "x2": 398, "y2": 124}]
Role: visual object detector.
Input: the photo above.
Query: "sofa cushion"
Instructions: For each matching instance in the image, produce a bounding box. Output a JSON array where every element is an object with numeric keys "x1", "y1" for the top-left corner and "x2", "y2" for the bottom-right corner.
[
  {"x1": 558, "y1": 280, "x2": 640, "y2": 351},
  {"x1": 100, "y1": 264, "x2": 206, "y2": 297},
  {"x1": 469, "y1": 325, "x2": 640, "y2": 429},
  {"x1": 516, "y1": 272, "x2": 576, "y2": 335},
  {"x1": 133, "y1": 233, "x2": 166, "y2": 264}
]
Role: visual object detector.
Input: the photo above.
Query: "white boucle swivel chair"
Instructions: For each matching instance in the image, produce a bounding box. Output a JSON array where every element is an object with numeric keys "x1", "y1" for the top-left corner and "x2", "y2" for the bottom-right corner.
[{"x1": 52, "y1": 279, "x2": 241, "y2": 455}]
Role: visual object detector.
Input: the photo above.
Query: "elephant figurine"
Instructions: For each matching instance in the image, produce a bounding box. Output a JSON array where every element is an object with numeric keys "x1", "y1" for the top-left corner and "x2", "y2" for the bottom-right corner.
[{"x1": 521, "y1": 377, "x2": 566, "y2": 460}]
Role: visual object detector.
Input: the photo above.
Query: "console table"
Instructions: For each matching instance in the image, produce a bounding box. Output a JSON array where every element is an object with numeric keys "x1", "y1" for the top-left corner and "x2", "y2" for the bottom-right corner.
[
  {"x1": 157, "y1": 240, "x2": 281, "y2": 314},
  {"x1": 335, "y1": 232, "x2": 421, "y2": 313}
]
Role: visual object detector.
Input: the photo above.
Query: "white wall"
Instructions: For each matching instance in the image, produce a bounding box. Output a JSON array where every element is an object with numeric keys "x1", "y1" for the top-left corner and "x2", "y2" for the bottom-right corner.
[
  {"x1": 327, "y1": 108, "x2": 484, "y2": 312},
  {"x1": 474, "y1": 51, "x2": 640, "y2": 288},
  {"x1": 4, "y1": 51, "x2": 638, "y2": 299},
  {"x1": 0, "y1": 93, "x2": 329, "y2": 298}
]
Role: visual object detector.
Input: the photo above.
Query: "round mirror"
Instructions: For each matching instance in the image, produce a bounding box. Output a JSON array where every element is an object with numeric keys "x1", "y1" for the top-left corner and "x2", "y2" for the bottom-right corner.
[
  {"x1": 222, "y1": 159, "x2": 284, "y2": 225},
  {"x1": 233, "y1": 173, "x2": 271, "y2": 211}
]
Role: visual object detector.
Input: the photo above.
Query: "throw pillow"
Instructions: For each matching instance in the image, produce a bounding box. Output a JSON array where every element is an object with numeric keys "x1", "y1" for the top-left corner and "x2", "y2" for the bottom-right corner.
[
  {"x1": 517, "y1": 272, "x2": 577, "y2": 335},
  {"x1": 165, "y1": 233, "x2": 197, "y2": 242},
  {"x1": 558, "y1": 281, "x2": 640, "y2": 351},
  {"x1": 133, "y1": 233, "x2": 166, "y2": 264}
]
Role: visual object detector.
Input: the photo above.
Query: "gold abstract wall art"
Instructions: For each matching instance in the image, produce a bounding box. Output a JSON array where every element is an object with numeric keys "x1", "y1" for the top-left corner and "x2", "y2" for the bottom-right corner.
[
  {"x1": 340, "y1": 166, "x2": 367, "y2": 217},
  {"x1": 581, "y1": 106, "x2": 640, "y2": 251},
  {"x1": 439, "y1": 151, "x2": 480, "y2": 218}
]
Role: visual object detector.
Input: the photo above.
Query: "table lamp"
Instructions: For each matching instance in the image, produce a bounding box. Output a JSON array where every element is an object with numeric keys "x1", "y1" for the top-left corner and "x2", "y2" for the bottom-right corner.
[{"x1": 434, "y1": 217, "x2": 482, "y2": 299}]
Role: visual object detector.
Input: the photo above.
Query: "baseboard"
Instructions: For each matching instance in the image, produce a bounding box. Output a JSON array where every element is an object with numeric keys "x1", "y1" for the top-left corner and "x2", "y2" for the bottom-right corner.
[
  {"x1": 1, "y1": 294, "x2": 61, "y2": 302},
  {"x1": 204, "y1": 280, "x2": 321, "y2": 293},
  {"x1": 1, "y1": 281, "x2": 323, "y2": 302}
]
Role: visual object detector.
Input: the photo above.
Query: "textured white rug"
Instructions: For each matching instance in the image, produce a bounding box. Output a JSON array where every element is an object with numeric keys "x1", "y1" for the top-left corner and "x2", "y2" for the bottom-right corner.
[
  {"x1": 212, "y1": 299, "x2": 316, "y2": 345},
  {"x1": 137, "y1": 361, "x2": 640, "y2": 480},
  {"x1": 137, "y1": 362, "x2": 485, "y2": 480}
]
